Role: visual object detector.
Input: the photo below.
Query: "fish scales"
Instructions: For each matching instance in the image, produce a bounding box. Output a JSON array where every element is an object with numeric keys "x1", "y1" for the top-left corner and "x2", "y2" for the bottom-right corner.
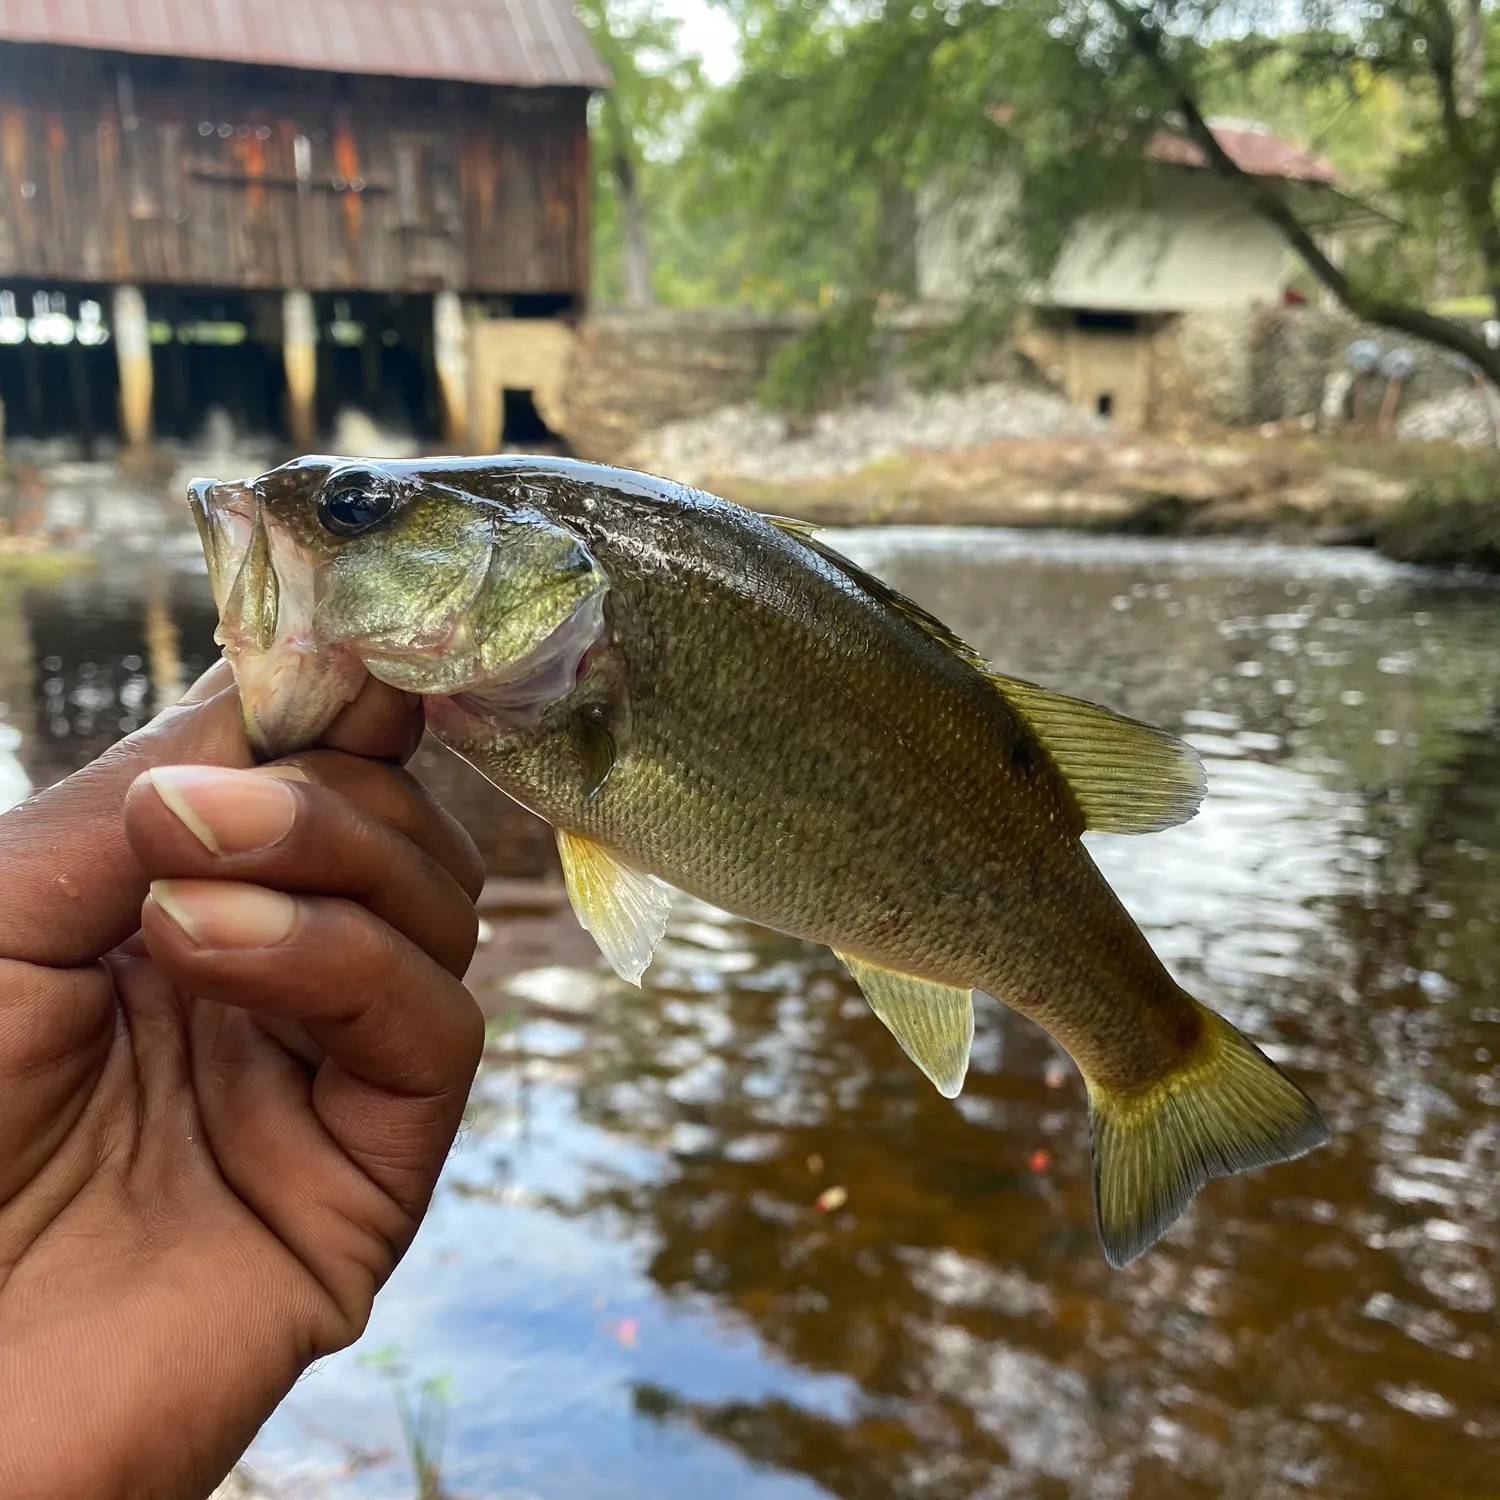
[
  {"x1": 469, "y1": 484, "x2": 1176, "y2": 1081},
  {"x1": 190, "y1": 454, "x2": 1330, "y2": 1267}
]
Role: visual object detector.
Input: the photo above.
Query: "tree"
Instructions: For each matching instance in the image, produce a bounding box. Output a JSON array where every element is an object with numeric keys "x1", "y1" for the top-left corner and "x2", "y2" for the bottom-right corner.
[
  {"x1": 577, "y1": 0, "x2": 703, "y2": 308},
  {"x1": 688, "y1": 0, "x2": 1500, "y2": 394},
  {"x1": 1055, "y1": 0, "x2": 1500, "y2": 382}
]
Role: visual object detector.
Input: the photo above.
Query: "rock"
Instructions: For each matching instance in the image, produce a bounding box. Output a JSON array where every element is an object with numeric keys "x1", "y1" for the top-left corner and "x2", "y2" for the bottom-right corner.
[
  {"x1": 1395, "y1": 390, "x2": 1500, "y2": 448},
  {"x1": 630, "y1": 382, "x2": 1106, "y2": 486}
]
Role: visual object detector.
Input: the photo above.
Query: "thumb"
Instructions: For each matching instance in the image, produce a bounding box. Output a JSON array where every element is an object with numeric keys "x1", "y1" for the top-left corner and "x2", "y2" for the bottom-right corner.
[{"x1": 0, "y1": 663, "x2": 417, "y2": 968}]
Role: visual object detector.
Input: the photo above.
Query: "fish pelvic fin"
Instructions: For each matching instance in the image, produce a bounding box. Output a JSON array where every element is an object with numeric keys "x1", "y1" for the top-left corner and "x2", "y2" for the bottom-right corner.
[
  {"x1": 1086, "y1": 1002, "x2": 1329, "y2": 1269},
  {"x1": 835, "y1": 953, "x2": 974, "y2": 1098},
  {"x1": 557, "y1": 829, "x2": 672, "y2": 987}
]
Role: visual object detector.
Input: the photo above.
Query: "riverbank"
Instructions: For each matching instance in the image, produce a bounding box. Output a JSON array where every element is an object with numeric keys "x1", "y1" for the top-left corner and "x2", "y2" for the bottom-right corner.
[
  {"x1": 1, "y1": 421, "x2": 1496, "y2": 574},
  {"x1": 693, "y1": 429, "x2": 1500, "y2": 573}
]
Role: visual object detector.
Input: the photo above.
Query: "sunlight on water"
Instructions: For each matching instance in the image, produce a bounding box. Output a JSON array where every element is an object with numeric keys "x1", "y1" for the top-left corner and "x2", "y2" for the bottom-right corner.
[{"x1": 3, "y1": 529, "x2": 1499, "y2": 1498}]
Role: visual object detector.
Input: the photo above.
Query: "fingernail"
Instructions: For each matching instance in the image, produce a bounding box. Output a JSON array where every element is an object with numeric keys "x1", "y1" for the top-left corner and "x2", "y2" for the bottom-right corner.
[
  {"x1": 148, "y1": 766, "x2": 299, "y2": 855},
  {"x1": 150, "y1": 879, "x2": 298, "y2": 948}
]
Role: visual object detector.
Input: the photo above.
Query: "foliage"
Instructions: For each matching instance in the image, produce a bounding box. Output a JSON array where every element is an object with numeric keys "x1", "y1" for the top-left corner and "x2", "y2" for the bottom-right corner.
[
  {"x1": 1377, "y1": 460, "x2": 1500, "y2": 571},
  {"x1": 358, "y1": 1343, "x2": 454, "y2": 1500},
  {"x1": 592, "y1": 0, "x2": 1500, "y2": 400},
  {"x1": 577, "y1": 0, "x2": 704, "y2": 306},
  {"x1": 758, "y1": 294, "x2": 879, "y2": 414}
]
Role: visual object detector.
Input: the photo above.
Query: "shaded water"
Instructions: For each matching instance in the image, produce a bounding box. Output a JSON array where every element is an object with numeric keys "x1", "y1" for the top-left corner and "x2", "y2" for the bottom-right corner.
[{"x1": 3, "y1": 530, "x2": 1499, "y2": 1498}]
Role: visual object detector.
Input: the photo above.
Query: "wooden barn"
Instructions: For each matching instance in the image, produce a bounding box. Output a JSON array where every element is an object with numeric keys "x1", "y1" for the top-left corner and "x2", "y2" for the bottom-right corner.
[{"x1": 0, "y1": 0, "x2": 607, "y2": 453}]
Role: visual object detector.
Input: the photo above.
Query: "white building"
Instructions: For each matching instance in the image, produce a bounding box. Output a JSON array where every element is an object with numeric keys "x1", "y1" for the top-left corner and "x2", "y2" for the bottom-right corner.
[{"x1": 917, "y1": 119, "x2": 1385, "y2": 427}]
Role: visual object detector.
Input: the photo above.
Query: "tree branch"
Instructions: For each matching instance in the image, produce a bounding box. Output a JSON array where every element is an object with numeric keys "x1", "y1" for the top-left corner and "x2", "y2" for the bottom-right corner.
[{"x1": 1115, "y1": 8, "x2": 1500, "y2": 384}]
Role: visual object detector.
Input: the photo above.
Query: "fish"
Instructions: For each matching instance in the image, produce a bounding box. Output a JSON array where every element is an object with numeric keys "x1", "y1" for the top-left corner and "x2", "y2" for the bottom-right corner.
[{"x1": 189, "y1": 454, "x2": 1329, "y2": 1267}]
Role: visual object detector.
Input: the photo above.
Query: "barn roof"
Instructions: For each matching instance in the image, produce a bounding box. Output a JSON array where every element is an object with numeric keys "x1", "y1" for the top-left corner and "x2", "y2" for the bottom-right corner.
[{"x1": 0, "y1": 0, "x2": 609, "y2": 90}]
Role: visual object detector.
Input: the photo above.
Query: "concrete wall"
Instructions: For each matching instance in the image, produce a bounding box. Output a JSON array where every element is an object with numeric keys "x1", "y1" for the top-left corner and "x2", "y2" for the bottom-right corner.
[
  {"x1": 468, "y1": 316, "x2": 577, "y2": 452},
  {"x1": 1048, "y1": 177, "x2": 1297, "y2": 312}
]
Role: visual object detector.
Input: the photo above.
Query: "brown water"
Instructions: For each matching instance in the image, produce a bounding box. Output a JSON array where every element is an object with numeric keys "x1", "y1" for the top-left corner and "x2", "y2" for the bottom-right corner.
[{"x1": 2, "y1": 529, "x2": 1498, "y2": 1498}]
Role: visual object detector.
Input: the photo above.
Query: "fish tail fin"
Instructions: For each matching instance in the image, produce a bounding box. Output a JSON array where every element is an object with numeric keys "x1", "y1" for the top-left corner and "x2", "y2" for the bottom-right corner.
[{"x1": 1084, "y1": 1000, "x2": 1328, "y2": 1269}]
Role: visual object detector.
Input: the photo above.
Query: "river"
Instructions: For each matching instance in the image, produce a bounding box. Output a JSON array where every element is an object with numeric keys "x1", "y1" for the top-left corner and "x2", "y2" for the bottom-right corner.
[{"x1": 2, "y1": 528, "x2": 1497, "y2": 1499}]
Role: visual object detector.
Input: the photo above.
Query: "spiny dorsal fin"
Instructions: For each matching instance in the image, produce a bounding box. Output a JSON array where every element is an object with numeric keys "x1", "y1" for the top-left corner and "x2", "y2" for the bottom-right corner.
[
  {"x1": 761, "y1": 512, "x2": 824, "y2": 542},
  {"x1": 765, "y1": 520, "x2": 993, "y2": 671},
  {"x1": 762, "y1": 520, "x2": 1205, "y2": 836},
  {"x1": 557, "y1": 829, "x2": 672, "y2": 986},
  {"x1": 836, "y1": 953, "x2": 974, "y2": 1098},
  {"x1": 983, "y1": 672, "x2": 1207, "y2": 835}
]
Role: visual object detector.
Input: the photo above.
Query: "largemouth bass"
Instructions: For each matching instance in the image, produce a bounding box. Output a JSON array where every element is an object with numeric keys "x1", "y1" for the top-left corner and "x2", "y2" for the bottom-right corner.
[{"x1": 190, "y1": 455, "x2": 1328, "y2": 1266}]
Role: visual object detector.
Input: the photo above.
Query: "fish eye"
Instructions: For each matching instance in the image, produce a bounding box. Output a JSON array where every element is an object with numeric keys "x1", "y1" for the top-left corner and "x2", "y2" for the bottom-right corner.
[{"x1": 318, "y1": 471, "x2": 397, "y2": 538}]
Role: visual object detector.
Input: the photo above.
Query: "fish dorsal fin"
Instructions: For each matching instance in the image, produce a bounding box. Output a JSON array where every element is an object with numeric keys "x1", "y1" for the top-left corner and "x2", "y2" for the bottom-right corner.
[
  {"x1": 761, "y1": 512, "x2": 824, "y2": 542},
  {"x1": 557, "y1": 830, "x2": 672, "y2": 986},
  {"x1": 764, "y1": 518, "x2": 992, "y2": 670},
  {"x1": 762, "y1": 518, "x2": 1205, "y2": 837},
  {"x1": 981, "y1": 672, "x2": 1206, "y2": 835},
  {"x1": 836, "y1": 953, "x2": 974, "y2": 1098}
]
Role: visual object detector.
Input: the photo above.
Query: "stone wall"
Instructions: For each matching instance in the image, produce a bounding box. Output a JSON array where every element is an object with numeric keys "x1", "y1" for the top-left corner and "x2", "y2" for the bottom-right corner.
[
  {"x1": 556, "y1": 309, "x2": 809, "y2": 464},
  {"x1": 1156, "y1": 305, "x2": 1478, "y2": 430},
  {"x1": 547, "y1": 302, "x2": 1488, "y2": 458}
]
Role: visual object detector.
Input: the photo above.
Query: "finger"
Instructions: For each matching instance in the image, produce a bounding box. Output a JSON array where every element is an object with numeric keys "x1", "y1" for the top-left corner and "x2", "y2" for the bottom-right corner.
[
  {"x1": 321, "y1": 678, "x2": 425, "y2": 764},
  {"x1": 252, "y1": 752, "x2": 484, "y2": 902},
  {"x1": 0, "y1": 666, "x2": 251, "y2": 966},
  {"x1": 124, "y1": 766, "x2": 479, "y2": 977},
  {"x1": 0, "y1": 667, "x2": 428, "y2": 969},
  {"x1": 140, "y1": 881, "x2": 484, "y2": 1216}
]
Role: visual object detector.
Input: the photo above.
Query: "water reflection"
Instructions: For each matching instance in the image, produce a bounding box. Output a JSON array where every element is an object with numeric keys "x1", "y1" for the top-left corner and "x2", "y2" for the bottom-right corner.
[{"x1": 3, "y1": 530, "x2": 1499, "y2": 1497}]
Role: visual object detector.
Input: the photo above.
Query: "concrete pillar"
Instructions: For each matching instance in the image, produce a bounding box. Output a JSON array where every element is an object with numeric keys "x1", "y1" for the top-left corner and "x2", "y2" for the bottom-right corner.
[
  {"x1": 283, "y1": 289, "x2": 317, "y2": 450},
  {"x1": 113, "y1": 286, "x2": 152, "y2": 452},
  {"x1": 433, "y1": 290, "x2": 470, "y2": 450}
]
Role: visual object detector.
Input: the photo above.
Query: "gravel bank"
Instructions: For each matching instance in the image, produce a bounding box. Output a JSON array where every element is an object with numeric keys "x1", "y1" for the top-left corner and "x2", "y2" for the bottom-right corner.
[{"x1": 631, "y1": 382, "x2": 1106, "y2": 485}]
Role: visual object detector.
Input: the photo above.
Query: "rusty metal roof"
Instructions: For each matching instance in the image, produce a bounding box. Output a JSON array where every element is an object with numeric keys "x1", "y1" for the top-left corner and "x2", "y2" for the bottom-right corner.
[
  {"x1": 1147, "y1": 121, "x2": 1338, "y2": 186},
  {"x1": 0, "y1": 0, "x2": 609, "y2": 90}
]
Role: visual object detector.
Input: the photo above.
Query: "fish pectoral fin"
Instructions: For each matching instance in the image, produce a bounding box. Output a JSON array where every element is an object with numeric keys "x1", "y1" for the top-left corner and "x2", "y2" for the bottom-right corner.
[
  {"x1": 982, "y1": 671, "x2": 1207, "y2": 835},
  {"x1": 557, "y1": 829, "x2": 672, "y2": 987},
  {"x1": 835, "y1": 954, "x2": 974, "y2": 1099},
  {"x1": 1086, "y1": 1001, "x2": 1329, "y2": 1268}
]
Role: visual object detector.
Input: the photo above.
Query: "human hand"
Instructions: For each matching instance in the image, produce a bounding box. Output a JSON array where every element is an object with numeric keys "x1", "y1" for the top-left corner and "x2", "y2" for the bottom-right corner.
[{"x1": 0, "y1": 664, "x2": 485, "y2": 1500}]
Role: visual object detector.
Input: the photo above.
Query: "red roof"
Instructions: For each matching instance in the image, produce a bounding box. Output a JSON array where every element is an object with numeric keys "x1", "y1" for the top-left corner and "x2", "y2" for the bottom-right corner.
[
  {"x1": 1147, "y1": 121, "x2": 1338, "y2": 185},
  {"x1": 0, "y1": 0, "x2": 609, "y2": 90}
]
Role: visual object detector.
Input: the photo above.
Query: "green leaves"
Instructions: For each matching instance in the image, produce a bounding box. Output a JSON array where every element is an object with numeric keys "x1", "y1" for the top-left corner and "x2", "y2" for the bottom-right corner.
[{"x1": 593, "y1": 0, "x2": 1500, "y2": 388}]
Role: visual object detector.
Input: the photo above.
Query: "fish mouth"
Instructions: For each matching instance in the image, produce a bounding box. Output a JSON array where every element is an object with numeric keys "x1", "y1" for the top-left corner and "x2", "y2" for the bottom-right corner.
[
  {"x1": 189, "y1": 475, "x2": 256, "y2": 616},
  {"x1": 190, "y1": 474, "x2": 368, "y2": 760},
  {"x1": 191, "y1": 473, "x2": 610, "y2": 759}
]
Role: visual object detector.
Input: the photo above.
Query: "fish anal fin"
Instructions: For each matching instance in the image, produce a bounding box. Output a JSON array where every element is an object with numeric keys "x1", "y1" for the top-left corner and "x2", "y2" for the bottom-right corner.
[
  {"x1": 985, "y1": 672, "x2": 1207, "y2": 835},
  {"x1": 836, "y1": 953, "x2": 974, "y2": 1099},
  {"x1": 1086, "y1": 1003, "x2": 1330, "y2": 1268},
  {"x1": 557, "y1": 829, "x2": 671, "y2": 987}
]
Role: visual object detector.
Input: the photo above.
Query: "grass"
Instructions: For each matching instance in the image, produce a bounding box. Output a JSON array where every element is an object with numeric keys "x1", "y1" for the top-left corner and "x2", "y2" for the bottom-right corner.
[{"x1": 0, "y1": 545, "x2": 93, "y2": 584}]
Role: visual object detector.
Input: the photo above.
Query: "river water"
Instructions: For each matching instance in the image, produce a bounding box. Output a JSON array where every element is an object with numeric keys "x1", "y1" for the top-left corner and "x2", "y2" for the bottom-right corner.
[{"x1": 3, "y1": 529, "x2": 1498, "y2": 1499}]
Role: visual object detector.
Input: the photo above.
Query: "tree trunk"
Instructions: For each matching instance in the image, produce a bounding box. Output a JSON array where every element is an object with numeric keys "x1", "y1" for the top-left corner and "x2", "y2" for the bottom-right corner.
[
  {"x1": 612, "y1": 146, "x2": 655, "y2": 311},
  {"x1": 876, "y1": 180, "x2": 919, "y2": 299},
  {"x1": 1459, "y1": 0, "x2": 1484, "y2": 118}
]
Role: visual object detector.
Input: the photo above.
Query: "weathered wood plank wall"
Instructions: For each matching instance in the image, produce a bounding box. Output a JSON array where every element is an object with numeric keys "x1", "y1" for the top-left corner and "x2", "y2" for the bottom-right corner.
[{"x1": 0, "y1": 43, "x2": 590, "y2": 297}]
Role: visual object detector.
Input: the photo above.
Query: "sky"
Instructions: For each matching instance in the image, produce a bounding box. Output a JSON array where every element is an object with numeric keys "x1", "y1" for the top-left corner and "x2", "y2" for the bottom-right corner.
[{"x1": 662, "y1": 0, "x2": 741, "y2": 83}]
